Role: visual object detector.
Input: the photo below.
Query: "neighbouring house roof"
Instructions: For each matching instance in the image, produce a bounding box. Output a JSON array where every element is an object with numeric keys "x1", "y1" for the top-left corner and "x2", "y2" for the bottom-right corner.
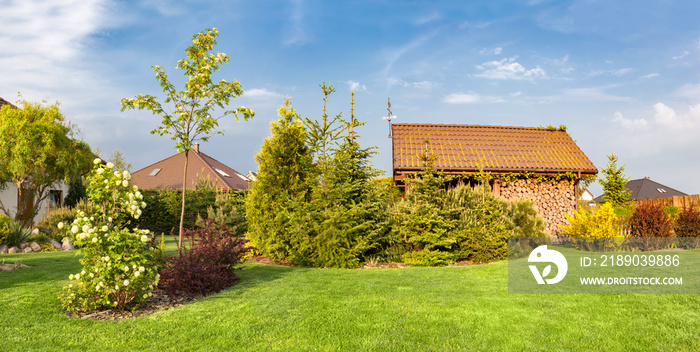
[
  {"x1": 0, "y1": 96, "x2": 17, "y2": 109},
  {"x1": 593, "y1": 177, "x2": 687, "y2": 203},
  {"x1": 130, "y1": 144, "x2": 250, "y2": 191},
  {"x1": 391, "y1": 123, "x2": 598, "y2": 179}
]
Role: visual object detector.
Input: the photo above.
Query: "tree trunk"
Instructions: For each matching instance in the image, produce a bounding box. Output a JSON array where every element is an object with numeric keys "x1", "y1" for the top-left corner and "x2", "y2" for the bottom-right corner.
[{"x1": 179, "y1": 149, "x2": 189, "y2": 249}]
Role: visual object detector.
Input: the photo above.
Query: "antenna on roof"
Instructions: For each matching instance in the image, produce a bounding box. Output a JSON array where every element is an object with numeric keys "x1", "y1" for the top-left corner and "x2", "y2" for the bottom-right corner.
[{"x1": 382, "y1": 97, "x2": 396, "y2": 138}]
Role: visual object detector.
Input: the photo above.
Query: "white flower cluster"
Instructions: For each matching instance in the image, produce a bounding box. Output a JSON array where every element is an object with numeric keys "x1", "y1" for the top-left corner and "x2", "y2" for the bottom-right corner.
[{"x1": 123, "y1": 185, "x2": 145, "y2": 219}]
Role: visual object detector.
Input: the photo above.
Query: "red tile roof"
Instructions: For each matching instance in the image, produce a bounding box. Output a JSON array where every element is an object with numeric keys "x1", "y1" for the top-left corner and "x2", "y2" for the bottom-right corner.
[
  {"x1": 391, "y1": 123, "x2": 597, "y2": 176},
  {"x1": 131, "y1": 147, "x2": 250, "y2": 191}
]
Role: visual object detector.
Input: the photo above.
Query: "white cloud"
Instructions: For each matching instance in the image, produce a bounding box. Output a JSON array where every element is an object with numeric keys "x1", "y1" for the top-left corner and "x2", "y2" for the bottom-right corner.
[
  {"x1": 609, "y1": 102, "x2": 700, "y2": 158},
  {"x1": 674, "y1": 83, "x2": 700, "y2": 100},
  {"x1": 458, "y1": 21, "x2": 491, "y2": 30},
  {"x1": 415, "y1": 12, "x2": 441, "y2": 25},
  {"x1": 387, "y1": 78, "x2": 433, "y2": 90},
  {"x1": 245, "y1": 88, "x2": 282, "y2": 99},
  {"x1": 444, "y1": 93, "x2": 504, "y2": 104},
  {"x1": 283, "y1": 0, "x2": 309, "y2": 46},
  {"x1": 475, "y1": 57, "x2": 547, "y2": 80},
  {"x1": 560, "y1": 88, "x2": 631, "y2": 102},
  {"x1": 0, "y1": 0, "x2": 112, "y2": 62},
  {"x1": 347, "y1": 80, "x2": 366, "y2": 92},
  {"x1": 479, "y1": 47, "x2": 503, "y2": 55},
  {"x1": 672, "y1": 51, "x2": 689, "y2": 60},
  {"x1": 382, "y1": 32, "x2": 436, "y2": 74},
  {"x1": 640, "y1": 73, "x2": 660, "y2": 79},
  {"x1": 612, "y1": 111, "x2": 648, "y2": 129},
  {"x1": 589, "y1": 68, "x2": 633, "y2": 77}
]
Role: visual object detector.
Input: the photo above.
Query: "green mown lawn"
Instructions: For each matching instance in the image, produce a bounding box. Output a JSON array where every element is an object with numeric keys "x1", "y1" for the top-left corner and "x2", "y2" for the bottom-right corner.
[{"x1": 1, "y1": 250, "x2": 699, "y2": 351}]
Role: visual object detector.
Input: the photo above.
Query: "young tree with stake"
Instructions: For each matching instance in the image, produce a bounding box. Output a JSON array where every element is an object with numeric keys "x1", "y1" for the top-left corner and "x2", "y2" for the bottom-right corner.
[{"x1": 121, "y1": 28, "x2": 253, "y2": 248}]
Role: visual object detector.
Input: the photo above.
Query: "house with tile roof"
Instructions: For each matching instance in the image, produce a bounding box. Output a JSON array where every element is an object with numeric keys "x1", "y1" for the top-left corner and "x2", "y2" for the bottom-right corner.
[
  {"x1": 130, "y1": 144, "x2": 250, "y2": 191},
  {"x1": 593, "y1": 177, "x2": 687, "y2": 203},
  {"x1": 391, "y1": 123, "x2": 598, "y2": 235}
]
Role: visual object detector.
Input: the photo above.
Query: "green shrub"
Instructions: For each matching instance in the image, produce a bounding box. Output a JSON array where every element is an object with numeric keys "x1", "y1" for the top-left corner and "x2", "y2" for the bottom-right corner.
[
  {"x1": 37, "y1": 205, "x2": 78, "y2": 241},
  {"x1": 663, "y1": 205, "x2": 680, "y2": 221},
  {"x1": 3, "y1": 221, "x2": 32, "y2": 247},
  {"x1": 507, "y1": 199, "x2": 547, "y2": 237},
  {"x1": 630, "y1": 202, "x2": 673, "y2": 237},
  {"x1": 0, "y1": 227, "x2": 9, "y2": 246},
  {"x1": 0, "y1": 214, "x2": 11, "y2": 245},
  {"x1": 402, "y1": 249, "x2": 455, "y2": 267},
  {"x1": 200, "y1": 191, "x2": 247, "y2": 235}
]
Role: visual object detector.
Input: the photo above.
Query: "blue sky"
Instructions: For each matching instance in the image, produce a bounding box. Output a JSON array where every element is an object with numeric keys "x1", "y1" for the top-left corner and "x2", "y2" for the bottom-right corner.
[{"x1": 1, "y1": 0, "x2": 699, "y2": 196}]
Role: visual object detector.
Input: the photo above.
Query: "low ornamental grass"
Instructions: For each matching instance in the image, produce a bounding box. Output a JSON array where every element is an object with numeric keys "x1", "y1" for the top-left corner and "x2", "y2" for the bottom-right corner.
[{"x1": 1, "y1": 249, "x2": 700, "y2": 351}]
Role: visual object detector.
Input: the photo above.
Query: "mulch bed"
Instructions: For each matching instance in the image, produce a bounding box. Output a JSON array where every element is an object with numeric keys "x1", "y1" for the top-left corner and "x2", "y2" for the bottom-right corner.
[{"x1": 65, "y1": 289, "x2": 195, "y2": 321}]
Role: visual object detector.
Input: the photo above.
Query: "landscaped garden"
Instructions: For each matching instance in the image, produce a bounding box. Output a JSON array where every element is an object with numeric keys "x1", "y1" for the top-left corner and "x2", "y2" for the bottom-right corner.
[{"x1": 2, "y1": 249, "x2": 700, "y2": 351}]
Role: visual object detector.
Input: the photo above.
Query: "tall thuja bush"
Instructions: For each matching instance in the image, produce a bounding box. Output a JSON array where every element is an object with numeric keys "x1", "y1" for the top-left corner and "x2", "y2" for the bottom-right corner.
[
  {"x1": 246, "y1": 99, "x2": 314, "y2": 260},
  {"x1": 59, "y1": 159, "x2": 159, "y2": 312}
]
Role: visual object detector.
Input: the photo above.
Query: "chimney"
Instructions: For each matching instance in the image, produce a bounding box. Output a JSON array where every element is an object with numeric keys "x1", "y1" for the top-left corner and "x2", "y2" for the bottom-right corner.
[{"x1": 193, "y1": 143, "x2": 200, "y2": 153}]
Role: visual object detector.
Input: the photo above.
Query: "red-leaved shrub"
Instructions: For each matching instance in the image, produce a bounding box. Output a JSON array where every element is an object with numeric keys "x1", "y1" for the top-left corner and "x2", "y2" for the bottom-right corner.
[
  {"x1": 629, "y1": 202, "x2": 673, "y2": 237},
  {"x1": 674, "y1": 205, "x2": 700, "y2": 237},
  {"x1": 158, "y1": 220, "x2": 251, "y2": 298}
]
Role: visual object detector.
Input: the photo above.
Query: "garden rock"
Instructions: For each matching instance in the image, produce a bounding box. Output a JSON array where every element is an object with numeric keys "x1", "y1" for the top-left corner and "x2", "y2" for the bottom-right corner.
[
  {"x1": 8, "y1": 246, "x2": 19, "y2": 253},
  {"x1": 62, "y1": 239, "x2": 74, "y2": 251},
  {"x1": 32, "y1": 229, "x2": 40, "y2": 236},
  {"x1": 23, "y1": 247, "x2": 33, "y2": 253},
  {"x1": 51, "y1": 240, "x2": 62, "y2": 250},
  {"x1": 0, "y1": 244, "x2": 7, "y2": 254},
  {"x1": 20, "y1": 243, "x2": 29, "y2": 249},
  {"x1": 30, "y1": 242, "x2": 41, "y2": 252}
]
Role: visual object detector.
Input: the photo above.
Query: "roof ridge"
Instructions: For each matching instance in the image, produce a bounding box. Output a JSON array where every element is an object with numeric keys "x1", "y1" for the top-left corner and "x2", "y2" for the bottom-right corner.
[{"x1": 392, "y1": 123, "x2": 549, "y2": 130}]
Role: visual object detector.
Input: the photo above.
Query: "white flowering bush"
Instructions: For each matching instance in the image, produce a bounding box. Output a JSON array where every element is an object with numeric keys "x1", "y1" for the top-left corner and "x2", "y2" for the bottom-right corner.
[{"x1": 60, "y1": 159, "x2": 161, "y2": 312}]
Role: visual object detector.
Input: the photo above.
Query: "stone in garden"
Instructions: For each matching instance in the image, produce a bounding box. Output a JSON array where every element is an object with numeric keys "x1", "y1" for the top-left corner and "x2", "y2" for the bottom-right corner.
[
  {"x1": 62, "y1": 238, "x2": 74, "y2": 251},
  {"x1": 30, "y1": 242, "x2": 41, "y2": 252},
  {"x1": 20, "y1": 243, "x2": 28, "y2": 249},
  {"x1": 23, "y1": 247, "x2": 33, "y2": 253},
  {"x1": 0, "y1": 244, "x2": 7, "y2": 254},
  {"x1": 32, "y1": 229, "x2": 39, "y2": 236},
  {"x1": 8, "y1": 246, "x2": 19, "y2": 253},
  {"x1": 51, "y1": 240, "x2": 62, "y2": 250}
]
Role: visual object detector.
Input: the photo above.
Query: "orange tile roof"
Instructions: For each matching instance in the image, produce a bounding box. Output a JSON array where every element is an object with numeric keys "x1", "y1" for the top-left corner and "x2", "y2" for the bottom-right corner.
[
  {"x1": 391, "y1": 123, "x2": 598, "y2": 175},
  {"x1": 131, "y1": 147, "x2": 250, "y2": 191}
]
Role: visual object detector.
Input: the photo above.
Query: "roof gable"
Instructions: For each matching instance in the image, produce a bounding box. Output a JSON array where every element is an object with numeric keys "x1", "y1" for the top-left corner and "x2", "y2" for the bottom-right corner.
[
  {"x1": 391, "y1": 123, "x2": 597, "y2": 175},
  {"x1": 131, "y1": 149, "x2": 250, "y2": 191}
]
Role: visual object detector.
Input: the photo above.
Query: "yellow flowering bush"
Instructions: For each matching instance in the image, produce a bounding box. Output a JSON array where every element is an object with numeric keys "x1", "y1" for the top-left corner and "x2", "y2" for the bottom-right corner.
[
  {"x1": 60, "y1": 159, "x2": 161, "y2": 312},
  {"x1": 561, "y1": 203, "x2": 622, "y2": 251}
]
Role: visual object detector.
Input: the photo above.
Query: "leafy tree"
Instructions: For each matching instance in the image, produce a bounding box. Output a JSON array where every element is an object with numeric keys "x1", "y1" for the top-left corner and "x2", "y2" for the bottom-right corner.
[
  {"x1": 246, "y1": 99, "x2": 314, "y2": 260},
  {"x1": 0, "y1": 99, "x2": 93, "y2": 224},
  {"x1": 107, "y1": 150, "x2": 133, "y2": 172},
  {"x1": 599, "y1": 153, "x2": 631, "y2": 207},
  {"x1": 121, "y1": 28, "x2": 253, "y2": 248}
]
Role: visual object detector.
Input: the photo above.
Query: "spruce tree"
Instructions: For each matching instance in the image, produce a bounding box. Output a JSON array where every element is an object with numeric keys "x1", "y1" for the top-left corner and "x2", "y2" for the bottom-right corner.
[{"x1": 599, "y1": 153, "x2": 631, "y2": 206}]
